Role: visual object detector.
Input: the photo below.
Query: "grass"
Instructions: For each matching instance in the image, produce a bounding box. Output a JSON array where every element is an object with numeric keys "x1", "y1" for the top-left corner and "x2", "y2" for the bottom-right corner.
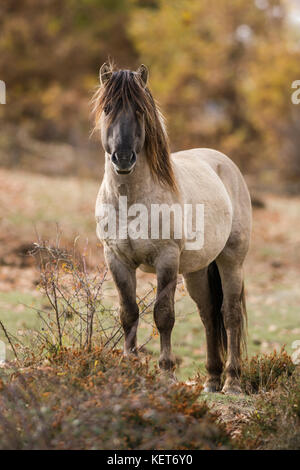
[
  {"x1": 1, "y1": 278, "x2": 299, "y2": 380},
  {"x1": 137, "y1": 282, "x2": 300, "y2": 381},
  {"x1": 0, "y1": 291, "x2": 40, "y2": 335},
  {"x1": 3, "y1": 171, "x2": 97, "y2": 235}
]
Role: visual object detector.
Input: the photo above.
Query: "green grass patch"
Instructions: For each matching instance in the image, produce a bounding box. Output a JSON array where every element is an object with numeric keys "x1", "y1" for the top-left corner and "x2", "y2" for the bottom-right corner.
[{"x1": 0, "y1": 291, "x2": 41, "y2": 334}]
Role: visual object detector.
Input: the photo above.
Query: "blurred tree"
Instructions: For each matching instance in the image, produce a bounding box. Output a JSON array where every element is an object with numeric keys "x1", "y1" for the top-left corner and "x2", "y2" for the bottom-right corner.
[
  {"x1": 129, "y1": 0, "x2": 300, "y2": 176},
  {"x1": 0, "y1": 0, "x2": 136, "y2": 144},
  {"x1": 0, "y1": 0, "x2": 299, "y2": 183}
]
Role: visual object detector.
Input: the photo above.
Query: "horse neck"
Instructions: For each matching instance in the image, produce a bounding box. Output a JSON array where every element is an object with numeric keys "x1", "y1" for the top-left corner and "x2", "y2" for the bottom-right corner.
[{"x1": 104, "y1": 151, "x2": 153, "y2": 203}]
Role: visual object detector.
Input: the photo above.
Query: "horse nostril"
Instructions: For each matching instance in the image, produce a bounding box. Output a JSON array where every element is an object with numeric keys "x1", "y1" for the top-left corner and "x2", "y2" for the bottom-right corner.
[
  {"x1": 111, "y1": 152, "x2": 118, "y2": 164},
  {"x1": 111, "y1": 151, "x2": 136, "y2": 171},
  {"x1": 130, "y1": 151, "x2": 137, "y2": 164}
]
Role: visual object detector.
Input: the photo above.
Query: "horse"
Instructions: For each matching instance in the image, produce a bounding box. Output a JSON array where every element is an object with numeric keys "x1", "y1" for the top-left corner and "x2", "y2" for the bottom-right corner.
[{"x1": 93, "y1": 63, "x2": 252, "y2": 394}]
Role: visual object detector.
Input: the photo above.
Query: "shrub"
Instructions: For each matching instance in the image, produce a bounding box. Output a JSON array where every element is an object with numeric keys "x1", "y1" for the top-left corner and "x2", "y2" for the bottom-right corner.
[
  {"x1": 1, "y1": 239, "x2": 156, "y2": 367},
  {"x1": 238, "y1": 370, "x2": 300, "y2": 449},
  {"x1": 0, "y1": 348, "x2": 232, "y2": 450},
  {"x1": 240, "y1": 348, "x2": 295, "y2": 394}
]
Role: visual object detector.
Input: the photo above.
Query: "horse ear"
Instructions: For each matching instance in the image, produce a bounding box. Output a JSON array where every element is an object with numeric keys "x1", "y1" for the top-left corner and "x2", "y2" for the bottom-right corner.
[
  {"x1": 137, "y1": 64, "x2": 149, "y2": 88},
  {"x1": 99, "y1": 62, "x2": 112, "y2": 86}
]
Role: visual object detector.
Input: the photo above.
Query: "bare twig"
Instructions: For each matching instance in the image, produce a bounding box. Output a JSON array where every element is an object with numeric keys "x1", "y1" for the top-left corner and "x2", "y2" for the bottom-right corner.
[{"x1": 0, "y1": 321, "x2": 20, "y2": 363}]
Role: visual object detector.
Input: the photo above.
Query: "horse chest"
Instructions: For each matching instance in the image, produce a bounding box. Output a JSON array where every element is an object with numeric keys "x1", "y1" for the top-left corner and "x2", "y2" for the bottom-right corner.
[{"x1": 104, "y1": 236, "x2": 177, "y2": 271}]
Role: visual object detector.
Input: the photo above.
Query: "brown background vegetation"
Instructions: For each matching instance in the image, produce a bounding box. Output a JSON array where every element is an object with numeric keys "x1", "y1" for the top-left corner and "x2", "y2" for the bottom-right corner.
[{"x1": 0, "y1": 0, "x2": 300, "y2": 189}]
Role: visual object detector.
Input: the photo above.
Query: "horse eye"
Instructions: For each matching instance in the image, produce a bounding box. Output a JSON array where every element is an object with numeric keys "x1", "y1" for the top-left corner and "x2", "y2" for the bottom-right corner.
[{"x1": 104, "y1": 105, "x2": 111, "y2": 115}]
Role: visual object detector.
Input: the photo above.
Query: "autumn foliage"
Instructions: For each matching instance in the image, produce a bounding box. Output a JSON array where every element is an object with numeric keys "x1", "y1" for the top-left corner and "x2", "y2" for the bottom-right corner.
[
  {"x1": 1, "y1": 0, "x2": 300, "y2": 184},
  {"x1": 0, "y1": 347, "x2": 232, "y2": 450}
]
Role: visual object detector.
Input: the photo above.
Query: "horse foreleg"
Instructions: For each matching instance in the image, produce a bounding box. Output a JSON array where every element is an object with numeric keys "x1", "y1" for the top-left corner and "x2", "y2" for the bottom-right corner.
[
  {"x1": 105, "y1": 249, "x2": 139, "y2": 355},
  {"x1": 154, "y1": 250, "x2": 179, "y2": 374}
]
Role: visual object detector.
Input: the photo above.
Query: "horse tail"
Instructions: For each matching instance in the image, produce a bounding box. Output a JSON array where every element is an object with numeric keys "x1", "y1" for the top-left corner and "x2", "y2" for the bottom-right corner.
[
  {"x1": 207, "y1": 261, "x2": 227, "y2": 361},
  {"x1": 207, "y1": 262, "x2": 248, "y2": 361}
]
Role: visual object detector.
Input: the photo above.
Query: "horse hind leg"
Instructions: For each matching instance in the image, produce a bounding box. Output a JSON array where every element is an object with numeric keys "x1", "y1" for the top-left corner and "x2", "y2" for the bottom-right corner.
[
  {"x1": 183, "y1": 266, "x2": 225, "y2": 392},
  {"x1": 216, "y1": 253, "x2": 247, "y2": 395}
]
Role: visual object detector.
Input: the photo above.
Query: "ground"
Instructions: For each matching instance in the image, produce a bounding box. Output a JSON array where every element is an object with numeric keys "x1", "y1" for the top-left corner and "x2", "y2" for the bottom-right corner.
[{"x1": 0, "y1": 167, "x2": 299, "y2": 443}]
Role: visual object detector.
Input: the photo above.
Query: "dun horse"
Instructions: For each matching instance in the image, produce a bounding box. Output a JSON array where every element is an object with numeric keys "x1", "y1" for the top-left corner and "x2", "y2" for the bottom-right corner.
[{"x1": 93, "y1": 63, "x2": 252, "y2": 394}]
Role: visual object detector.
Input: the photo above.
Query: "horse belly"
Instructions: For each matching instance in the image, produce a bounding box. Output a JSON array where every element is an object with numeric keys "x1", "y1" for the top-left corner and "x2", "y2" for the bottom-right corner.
[
  {"x1": 179, "y1": 249, "x2": 222, "y2": 273},
  {"x1": 178, "y1": 202, "x2": 233, "y2": 274}
]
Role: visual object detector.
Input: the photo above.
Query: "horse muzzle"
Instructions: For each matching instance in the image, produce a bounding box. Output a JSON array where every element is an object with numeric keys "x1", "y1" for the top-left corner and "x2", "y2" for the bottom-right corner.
[{"x1": 111, "y1": 151, "x2": 137, "y2": 175}]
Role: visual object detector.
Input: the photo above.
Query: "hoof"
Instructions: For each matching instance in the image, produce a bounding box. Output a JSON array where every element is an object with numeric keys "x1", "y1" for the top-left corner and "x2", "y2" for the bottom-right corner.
[
  {"x1": 123, "y1": 346, "x2": 138, "y2": 357},
  {"x1": 222, "y1": 380, "x2": 243, "y2": 395},
  {"x1": 159, "y1": 357, "x2": 176, "y2": 371},
  {"x1": 203, "y1": 384, "x2": 220, "y2": 393},
  {"x1": 203, "y1": 377, "x2": 221, "y2": 393},
  {"x1": 222, "y1": 387, "x2": 243, "y2": 395}
]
